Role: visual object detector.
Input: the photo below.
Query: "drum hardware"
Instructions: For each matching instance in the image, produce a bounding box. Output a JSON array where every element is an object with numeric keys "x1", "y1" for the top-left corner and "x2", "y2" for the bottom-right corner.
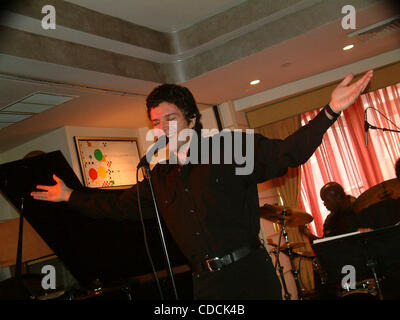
[
  {"x1": 36, "y1": 290, "x2": 66, "y2": 300},
  {"x1": 338, "y1": 277, "x2": 380, "y2": 298},
  {"x1": 268, "y1": 242, "x2": 315, "y2": 259},
  {"x1": 267, "y1": 241, "x2": 305, "y2": 251},
  {"x1": 280, "y1": 213, "x2": 304, "y2": 300},
  {"x1": 293, "y1": 251, "x2": 315, "y2": 259},
  {"x1": 299, "y1": 225, "x2": 320, "y2": 241},
  {"x1": 366, "y1": 258, "x2": 384, "y2": 300},
  {"x1": 73, "y1": 279, "x2": 133, "y2": 300},
  {"x1": 271, "y1": 248, "x2": 315, "y2": 260},
  {"x1": 261, "y1": 203, "x2": 314, "y2": 300},
  {"x1": 91, "y1": 278, "x2": 104, "y2": 295},
  {"x1": 272, "y1": 207, "x2": 292, "y2": 300},
  {"x1": 312, "y1": 257, "x2": 328, "y2": 285}
]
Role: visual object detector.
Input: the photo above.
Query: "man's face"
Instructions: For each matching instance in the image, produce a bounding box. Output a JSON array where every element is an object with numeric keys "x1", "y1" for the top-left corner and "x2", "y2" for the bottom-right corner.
[
  {"x1": 321, "y1": 191, "x2": 341, "y2": 213},
  {"x1": 149, "y1": 102, "x2": 194, "y2": 147}
]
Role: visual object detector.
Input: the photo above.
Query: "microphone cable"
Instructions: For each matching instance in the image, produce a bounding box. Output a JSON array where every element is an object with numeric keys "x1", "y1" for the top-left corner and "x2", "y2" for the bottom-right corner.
[
  {"x1": 365, "y1": 106, "x2": 400, "y2": 131},
  {"x1": 136, "y1": 166, "x2": 164, "y2": 300}
]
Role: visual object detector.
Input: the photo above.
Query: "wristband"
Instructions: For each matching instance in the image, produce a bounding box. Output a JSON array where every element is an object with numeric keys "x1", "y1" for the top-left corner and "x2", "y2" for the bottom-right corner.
[{"x1": 325, "y1": 104, "x2": 341, "y2": 118}]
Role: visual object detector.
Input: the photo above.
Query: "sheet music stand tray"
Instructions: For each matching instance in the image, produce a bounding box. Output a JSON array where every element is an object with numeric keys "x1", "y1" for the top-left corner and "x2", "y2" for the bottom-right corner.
[{"x1": 312, "y1": 225, "x2": 400, "y2": 300}]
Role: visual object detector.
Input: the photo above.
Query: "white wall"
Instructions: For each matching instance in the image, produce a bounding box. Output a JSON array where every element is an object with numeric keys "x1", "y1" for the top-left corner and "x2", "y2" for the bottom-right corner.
[
  {"x1": 218, "y1": 101, "x2": 248, "y2": 130},
  {"x1": 199, "y1": 106, "x2": 219, "y2": 132}
]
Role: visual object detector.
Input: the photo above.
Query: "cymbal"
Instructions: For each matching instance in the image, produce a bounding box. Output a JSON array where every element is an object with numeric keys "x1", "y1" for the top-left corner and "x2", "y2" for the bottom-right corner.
[
  {"x1": 292, "y1": 251, "x2": 315, "y2": 259},
  {"x1": 267, "y1": 241, "x2": 305, "y2": 251},
  {"x1": 260, "y1": 204, "x2": 313, "y2": 226},
  {"x1": 271, "y1": 249, "x2": 315, "y2": 259},
  {"x1": 298, "y1": 225, "x2": 320, "y2": 241},
  {"x1": 353, "y1": 178, "x2": 400, "y2": 213}
]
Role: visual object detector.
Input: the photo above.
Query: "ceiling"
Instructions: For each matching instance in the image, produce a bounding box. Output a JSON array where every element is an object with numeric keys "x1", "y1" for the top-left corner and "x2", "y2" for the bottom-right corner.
[
  {"x1": 65, "y1": 0, "x2": 248, "y2": 32},
  {"x1": 0, "y1": 0, "x2": 399, "y2": 153}
]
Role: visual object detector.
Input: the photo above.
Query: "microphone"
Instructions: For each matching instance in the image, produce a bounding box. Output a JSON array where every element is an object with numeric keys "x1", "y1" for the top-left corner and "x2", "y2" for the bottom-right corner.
[
  {"x1": 137, "y1": 135, "x2": 169, "y2": 168},
  {"x1": 365, "y1": 109, "x2": 369, "y2": 146}
]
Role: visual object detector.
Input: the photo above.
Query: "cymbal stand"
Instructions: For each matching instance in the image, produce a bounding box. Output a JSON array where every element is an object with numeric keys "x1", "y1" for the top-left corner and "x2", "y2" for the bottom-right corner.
[
  {"x1": 273, "y1": 210, "x2": 291, "y2": 300},
  {"x1": 363, "y1": 238, "x2": 384, "y2": 300},
  {"x1": 278, "y1": 208, "x2": 303, "y2": 300}
]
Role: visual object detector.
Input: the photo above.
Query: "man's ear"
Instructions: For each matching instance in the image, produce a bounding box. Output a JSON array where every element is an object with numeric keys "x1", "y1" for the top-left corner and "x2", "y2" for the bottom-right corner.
[{"x1": 188, "y1": 118, "x2": 196, "y2": 129}]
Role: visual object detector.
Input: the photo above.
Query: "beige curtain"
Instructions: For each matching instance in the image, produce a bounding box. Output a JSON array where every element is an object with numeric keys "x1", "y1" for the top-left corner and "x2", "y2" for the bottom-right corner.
[{"x1": 256, "y1": 115, "x2": 315, "y2": 295}]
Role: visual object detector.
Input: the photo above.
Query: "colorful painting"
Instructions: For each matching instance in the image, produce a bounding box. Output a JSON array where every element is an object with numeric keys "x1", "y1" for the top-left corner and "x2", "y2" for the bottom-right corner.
[{"x1": 74, "y1": 137, "x2": 140, "y2": 188}]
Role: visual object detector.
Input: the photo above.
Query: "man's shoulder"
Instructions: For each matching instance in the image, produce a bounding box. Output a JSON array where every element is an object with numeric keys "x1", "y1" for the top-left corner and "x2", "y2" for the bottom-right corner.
[{"x1": 324, "y1": 212, "x2": 336, "y2": 224}]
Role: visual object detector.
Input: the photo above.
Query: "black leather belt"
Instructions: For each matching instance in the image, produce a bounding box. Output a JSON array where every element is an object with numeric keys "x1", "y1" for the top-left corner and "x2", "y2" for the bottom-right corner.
[{"x1": 191, "y1": 241, "x2": 263, "y2": 273}]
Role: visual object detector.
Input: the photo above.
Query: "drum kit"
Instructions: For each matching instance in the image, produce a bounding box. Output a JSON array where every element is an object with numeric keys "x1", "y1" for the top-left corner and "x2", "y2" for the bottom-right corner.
[
  {"x1": 260, "y1": 178, "x2": 400, "y2": 300},
  {"x1": 260, "y1": 203, "x2": 315, "y2": 300}
]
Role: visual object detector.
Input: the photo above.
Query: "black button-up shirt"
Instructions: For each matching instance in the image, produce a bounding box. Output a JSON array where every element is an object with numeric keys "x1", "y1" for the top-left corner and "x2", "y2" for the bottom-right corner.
[{"x1": 69, "y1": 107, "x2": 335, "y2": 266}]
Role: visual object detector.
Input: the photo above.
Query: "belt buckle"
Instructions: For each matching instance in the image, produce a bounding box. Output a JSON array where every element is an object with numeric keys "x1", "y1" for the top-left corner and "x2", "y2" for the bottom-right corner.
[{"x1": 206, "y1": 257, "x2": 222, "y2": 272}]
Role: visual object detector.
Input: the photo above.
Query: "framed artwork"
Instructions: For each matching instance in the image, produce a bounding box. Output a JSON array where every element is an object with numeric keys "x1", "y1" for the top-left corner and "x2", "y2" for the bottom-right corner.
[{"x1": 74, "y1": 136, "x2": 140, "y2": 188}]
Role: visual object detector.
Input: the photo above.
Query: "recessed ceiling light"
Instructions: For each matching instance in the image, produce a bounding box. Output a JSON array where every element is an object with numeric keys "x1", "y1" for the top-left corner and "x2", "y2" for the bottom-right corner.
[
  {"x1": 250, "y1": 80, "x2": 260, "y2": 85},
  {"x1": 343, "y1": 44, "x2": 354, "y2": 51}
]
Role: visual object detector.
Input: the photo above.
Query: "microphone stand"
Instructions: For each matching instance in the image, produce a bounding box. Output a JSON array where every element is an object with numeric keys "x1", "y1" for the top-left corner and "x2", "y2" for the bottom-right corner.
[
  {"x1": 15, "y1": 197, "x2": 24, "y2": 283},
  {"x1": 142, "y1": 165, "x2": 179, "y2": 300},
  {"x1": 366, "y1": 122, "x2": 400, "y2": 134},
  {"x1": 14, "y1": 196, "x2": 30, "y2": 298},
  {"x1": 365, "y1": 107, "x2": 400, "y2": 146}
]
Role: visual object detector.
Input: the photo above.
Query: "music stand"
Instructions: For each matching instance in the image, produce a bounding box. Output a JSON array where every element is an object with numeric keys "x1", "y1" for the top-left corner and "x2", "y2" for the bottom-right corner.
[
  {"x1": 0, "y1": 151, "x2": 83, "y2": 298},
  {"x1": 0, "y1": 150, "x2": 190, "y2": 300},
  {"x1": 312, "y1": 225, "x2": 400, "y2": 300}
]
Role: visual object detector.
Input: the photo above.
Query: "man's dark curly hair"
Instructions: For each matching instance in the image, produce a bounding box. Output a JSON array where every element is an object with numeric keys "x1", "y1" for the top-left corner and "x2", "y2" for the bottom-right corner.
[
  {"x1": 395, "y1": 157, "x2": 400, "y2": 179},
  {"x1": 146, "y1": 84, "x2": 202, "y2": 133}
]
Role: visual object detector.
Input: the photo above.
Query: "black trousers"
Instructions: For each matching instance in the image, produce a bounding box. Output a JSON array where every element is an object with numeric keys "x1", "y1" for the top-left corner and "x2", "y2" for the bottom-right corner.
[{"x1": 191, "y1": 246, "x2": 282, "y2": 300}]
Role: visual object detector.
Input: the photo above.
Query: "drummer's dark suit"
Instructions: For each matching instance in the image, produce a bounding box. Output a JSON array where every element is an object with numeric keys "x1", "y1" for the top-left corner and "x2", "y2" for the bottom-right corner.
[{"x1": 67, "y1": 106, "x2": 337, "y2": 299}]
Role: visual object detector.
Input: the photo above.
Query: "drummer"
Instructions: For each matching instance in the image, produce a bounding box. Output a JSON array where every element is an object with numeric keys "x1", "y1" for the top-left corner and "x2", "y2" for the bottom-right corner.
[{"x1": 320, "y1": 182, "x2": 358, "y2": 238}]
